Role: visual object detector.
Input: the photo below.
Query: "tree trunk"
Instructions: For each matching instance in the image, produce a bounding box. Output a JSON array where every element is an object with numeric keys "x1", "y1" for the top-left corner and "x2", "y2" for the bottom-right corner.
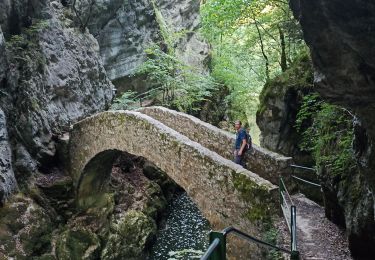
[{"x1": 279, "y1": 26, "x2": 287, "y2": 72}]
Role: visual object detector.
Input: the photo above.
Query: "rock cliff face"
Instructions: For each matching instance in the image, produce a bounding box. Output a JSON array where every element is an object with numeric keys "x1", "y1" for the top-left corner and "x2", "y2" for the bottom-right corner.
[
  {"x1": 73, "y1": 0, "x2": 209, "y2": 90},
  {"x1": 290, "y1": 0, "x2": 375, "y2": 257},
  {"x1": 0, "y1": 110, "x2": 17, "y2": 204},
  {"x1": 257, "y1": 52, "x2": 313, "y2": 164},
  {"x1": 0, "y1": 1, "x2": 113, "y2": 199}
]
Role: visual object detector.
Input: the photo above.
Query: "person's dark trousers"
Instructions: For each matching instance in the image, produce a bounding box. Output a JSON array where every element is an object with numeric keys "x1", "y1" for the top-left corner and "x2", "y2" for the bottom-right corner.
[{"x1": 234, "y1": 149, "x2": 245, "y2": 166}]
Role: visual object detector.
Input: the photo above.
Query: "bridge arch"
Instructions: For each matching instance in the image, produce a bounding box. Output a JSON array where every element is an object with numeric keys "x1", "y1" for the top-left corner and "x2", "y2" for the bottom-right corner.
[{"x1": 69, "y1": 110, "x2": 278, "y2": 256}]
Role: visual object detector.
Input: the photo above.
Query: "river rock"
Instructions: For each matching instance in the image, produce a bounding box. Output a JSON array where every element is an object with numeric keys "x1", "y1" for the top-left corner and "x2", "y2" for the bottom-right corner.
[
  {"x1": 0, "y1": 195, "x2": 53, "y2": 258},
  {"x1": 101, "y1": 210, "x2": 157, "y2": 260},
  {"x1": 56, "y1": 227, "x2": 101, "y2": 260}
]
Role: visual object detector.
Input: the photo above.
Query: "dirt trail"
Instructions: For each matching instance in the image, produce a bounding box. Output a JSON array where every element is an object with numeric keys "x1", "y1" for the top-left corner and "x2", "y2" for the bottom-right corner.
[{"x1": 277, "y1": 193, "x2": 352, "y2": 260}]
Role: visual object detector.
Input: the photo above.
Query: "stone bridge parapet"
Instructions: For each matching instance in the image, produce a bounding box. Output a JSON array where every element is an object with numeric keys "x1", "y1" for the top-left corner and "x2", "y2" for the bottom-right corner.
[{"x1": 139, "y1": 106, "x2": 293, "y2": 184}]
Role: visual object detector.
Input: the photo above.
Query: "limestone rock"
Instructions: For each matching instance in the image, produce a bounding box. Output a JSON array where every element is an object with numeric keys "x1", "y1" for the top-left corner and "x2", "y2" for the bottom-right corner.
[
  {"x1": 0, "y1": 1, "x2": 114, "y2": 181},
  {"x1": 256, "y1": 52, "x2": 313, "y2": 164},
  {"x1": 0, "y1": 195, "x2": 53, "y2": 258},
  {"x1": 56, "y1": 228, "x2": 101, "y2": 260},
  {"x1": 142, "y1": 160, "x2": 178, "y2": 200},
  {"x1": 0, "y1": 110, "x2": 17, "y2": 204},
  {"x1": 101, "y1": 210, "x2": 157, "y2": 260},
  {"x1": 73, "y1": 0, "x2": 209, "y2": 87}
]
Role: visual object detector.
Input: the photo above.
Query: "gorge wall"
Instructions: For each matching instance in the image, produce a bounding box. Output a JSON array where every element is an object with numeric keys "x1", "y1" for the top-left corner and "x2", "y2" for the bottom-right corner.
[
  {"x1": 258, "y1": 0, "x2": 375, "y2": 258},
  {"x1": 0, "y1": 1, "x2": 114, "y2": 203},
  {"x1": 72, "y1": 0, "x2": 209, "y2": 91},
  {"x1": 290, "y1": 1, "x2": 375, "y2": 258}
]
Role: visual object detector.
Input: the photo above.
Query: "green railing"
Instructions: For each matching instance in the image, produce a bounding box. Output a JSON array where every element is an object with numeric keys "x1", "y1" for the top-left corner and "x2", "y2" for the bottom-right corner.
[
  {"x1": 289, "y1": 164, "x2": 321, "y2": 188},
  {"x1": 279, "y1": 177, "x2": 299, "y2": 257},
  {"x1": 200, "y1": 226, "x2": 299, "y2": 260},
  {"x1": 201, "y1": 177, "x2": 302, "y2": 260}
]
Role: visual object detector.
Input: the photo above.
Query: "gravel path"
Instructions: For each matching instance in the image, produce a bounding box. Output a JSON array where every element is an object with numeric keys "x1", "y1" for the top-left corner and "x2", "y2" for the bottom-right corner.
[{"x1": 276, "y1": 193, "x2": 352, "y2": 260}]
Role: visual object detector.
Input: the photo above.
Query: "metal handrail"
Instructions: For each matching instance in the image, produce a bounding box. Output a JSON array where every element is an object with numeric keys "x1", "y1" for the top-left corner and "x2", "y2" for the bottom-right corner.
[
  {"x1": 280, "y1": 177, "x2": 294, "y2": 205},
  {"x1": 290, "y1": 164, "x2": 315, "y2": 172},
  {"x1": 222, "y1": 227, "x2": 292, "y2": 254},
  {"x1": 291, "y1": 206, "x2": 297, "y2": 252},
  {"x1": 290, "y1": 164, "x2": 322, "y2": 188},
  {"x1": 291, "y1": 175, "x2": 321, "y2": 187},
  {"x1": 200, "y1": 226, "x2": 293, "y2": 260},
  {"x1": 201, "y1": 178, "x2": 301, "y2": 260},
  {"x1": 201, "y1": 238, "x2": 220, "y2": 260}
]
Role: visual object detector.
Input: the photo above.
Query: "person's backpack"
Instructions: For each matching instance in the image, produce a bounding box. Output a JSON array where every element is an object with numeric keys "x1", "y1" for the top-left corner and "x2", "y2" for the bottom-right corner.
[{"x1": 245, "y1": 132, "x2": 252, "y2": 151}]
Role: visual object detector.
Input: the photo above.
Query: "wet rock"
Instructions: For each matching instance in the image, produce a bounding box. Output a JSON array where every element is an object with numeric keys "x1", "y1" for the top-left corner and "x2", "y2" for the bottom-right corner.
[
  {"x1": 142, "y1": 182, "x2": 167, "y2": 220},
  {"x1": 142, "y1": 161, "x2": 178, "y2": 200},
  {"x1": 101, "y1": 210, "x2": 157, "y2": 260}
]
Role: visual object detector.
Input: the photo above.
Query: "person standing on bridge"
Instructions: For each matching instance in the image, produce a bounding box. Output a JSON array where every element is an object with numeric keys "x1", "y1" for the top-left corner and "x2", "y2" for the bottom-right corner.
[{"x1": 233, "y1": 120, "x2": 248, "y2": 166}]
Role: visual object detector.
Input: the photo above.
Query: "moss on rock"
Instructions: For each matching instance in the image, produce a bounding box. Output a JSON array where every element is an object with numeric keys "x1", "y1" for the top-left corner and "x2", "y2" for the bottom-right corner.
[
  {"x1": 56, "y1": 228, "x2": 101, "y2": 260},
  {"x1": 101, "y1": 210, "x2": 157, "y2": 260},
  {"x1": 0, "y1": 194, "x2": 53, "y2": 258},
  {"x1": 232, "y1": 173, "x2": 275, "y2": 223}
]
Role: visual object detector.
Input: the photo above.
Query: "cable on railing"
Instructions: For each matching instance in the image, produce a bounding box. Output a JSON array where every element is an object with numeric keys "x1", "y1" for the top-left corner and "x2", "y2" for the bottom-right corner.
[
  {"x1": 289, "y1": 164, "x2": 322, "y2": 188},
  {"x1": 200, "y1": 226, "x2": 299, "y2": 260},
  {"x1": 290, "y1": 164, "x2": 315, "y2": 172},
  {"x1": 222, "y1": 227, "x2": 292, "y2": 254},
  {"x1": 291, "y1": 175, "x2": 321, "y2": 187}
]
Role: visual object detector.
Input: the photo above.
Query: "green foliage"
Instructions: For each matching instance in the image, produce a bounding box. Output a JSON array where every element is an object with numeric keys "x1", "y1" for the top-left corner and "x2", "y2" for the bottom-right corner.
[
  {"x1": 296, "y1": 94, "x2": 356, "y2": 176},
  {"x1": 110, "y1": 91, "x2": 140, "y2": 110},
  {"x1": 201, "y1": 0, "x2": 306, "y2": 142},
  {"x1": 263, "y1": 225, "x2": 283, "y2": 260},
  {"x1": 135, "y1": 45, "x2": 218, "y2": 114}
]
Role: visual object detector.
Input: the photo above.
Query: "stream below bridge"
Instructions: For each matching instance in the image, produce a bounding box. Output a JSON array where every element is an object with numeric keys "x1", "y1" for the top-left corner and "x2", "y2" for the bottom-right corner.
[{"x1": 148, "y1": 192, "x2": 211, "y2": 259}]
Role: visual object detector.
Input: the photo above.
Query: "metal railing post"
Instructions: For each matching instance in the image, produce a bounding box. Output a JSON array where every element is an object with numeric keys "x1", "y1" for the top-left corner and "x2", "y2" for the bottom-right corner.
[
  {"x1": 279, "y1": 178, "x2": 283, "y2": 215},
  {"x1": 208, "y1": 231, "x2": 226, "y2": 260},
  {"x1": 290, "y1": 206, "x2": 300, "y2": 260}
]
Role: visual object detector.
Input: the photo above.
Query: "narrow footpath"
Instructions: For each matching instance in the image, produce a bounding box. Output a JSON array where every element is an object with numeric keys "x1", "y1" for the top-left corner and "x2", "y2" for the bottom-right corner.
[{"x1": 277, "y1": 193, "x2": 352, "y2": 260}]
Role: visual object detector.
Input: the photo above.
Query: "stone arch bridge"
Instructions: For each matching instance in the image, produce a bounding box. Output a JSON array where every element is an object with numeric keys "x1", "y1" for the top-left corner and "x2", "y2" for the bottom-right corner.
[{"x1": 69, "y1": 106, "x2": 292, "y2": 257}]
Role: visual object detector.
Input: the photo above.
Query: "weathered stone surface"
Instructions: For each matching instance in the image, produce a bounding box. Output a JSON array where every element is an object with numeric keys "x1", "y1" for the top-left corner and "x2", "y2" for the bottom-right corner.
[
  {"x1": 56, "y1": 227, "x2": 101, "y2": 260},
  {"x1": 256, "y1": 53, "x2": 314, "y2": 164},
  {"x1": 101, "y1": 210, "x2": 157, "y2": 260},
  {"x1": 0, "y1": 0, "x2": 47, "y2": 38},
  {"x1": 69, "y1": 110, "x2": 278, "y2": 258},
  {"x1": 0, "y1": 195, "x2": 53, "y2": 258},
  {"x1": 74, "y1": 0, "x2": 159, "y2": 80},
  {"x1": 73, "y1": 0, "x2": 208, "y2": 83},
  {"x1": 156, "y1": 0, "x2": 209, "y2": 71},
  {"x1": 0, "y1": 110, "x2": 17, "y2": 204},
  {"x1": 0, "y1": 1, "x2": 113, "y2": 184},
  {"x1": 290, "y1": 0, "x2": 375, "y2": 256},
  {"x1": 139, "y1": 106, "x2": 293, "y2": 185}
]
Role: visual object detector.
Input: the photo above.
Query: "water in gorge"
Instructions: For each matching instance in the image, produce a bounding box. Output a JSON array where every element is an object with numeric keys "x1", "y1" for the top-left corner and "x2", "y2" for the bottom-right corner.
[{"x1": 148, "y1": 192, "x2": 211, "y2": 259}]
